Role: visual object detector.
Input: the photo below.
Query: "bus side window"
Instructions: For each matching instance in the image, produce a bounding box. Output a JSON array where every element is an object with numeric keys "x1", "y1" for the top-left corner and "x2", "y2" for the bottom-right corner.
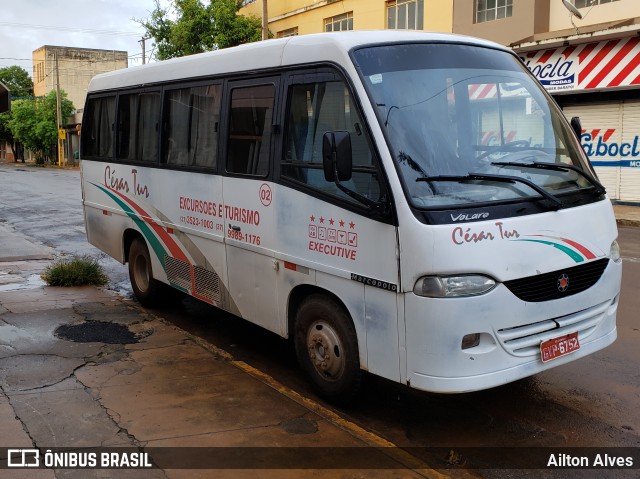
[
  {"x1": 117, "y1": 92, "x2": 160, "y2": 163},
  {"x1": 163, "y1": 84, "x2": 221, "y2": 169},
  {"x1": 226, "y1": 84, "x2": 275, "y2": 176},
  {"x1": 282, "y1": 80, "x2": 380, "y2": 203},
  {"x1": 82, "y1": 95, "x2": 115, "y2": 159}
]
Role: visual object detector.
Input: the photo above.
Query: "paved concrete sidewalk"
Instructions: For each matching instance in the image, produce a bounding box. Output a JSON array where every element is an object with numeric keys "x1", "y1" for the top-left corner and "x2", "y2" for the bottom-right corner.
[{"x1": 0, "y1": 223, "x2": 448, "y2": 479}]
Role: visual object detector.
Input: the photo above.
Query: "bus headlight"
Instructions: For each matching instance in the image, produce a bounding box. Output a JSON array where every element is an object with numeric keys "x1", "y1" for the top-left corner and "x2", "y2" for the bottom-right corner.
[
  {"x1": 610, "y1": 240, "x2": 621, "y2": 263},
  {"x1": 413, "y1": 275, "x2": 496, "y2": 298}
]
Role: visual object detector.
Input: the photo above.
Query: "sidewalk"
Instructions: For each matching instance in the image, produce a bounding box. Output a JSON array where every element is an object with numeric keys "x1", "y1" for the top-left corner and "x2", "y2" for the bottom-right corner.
[
  {"x1": 612, "y1": 204, "x2": 640, "y2": 228},
  {"x1": 0, "y1": 223, "x2": 448, "y2": 479}
]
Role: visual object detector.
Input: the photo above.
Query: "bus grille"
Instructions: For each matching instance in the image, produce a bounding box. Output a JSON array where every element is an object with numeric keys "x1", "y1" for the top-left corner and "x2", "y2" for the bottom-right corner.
[
  {"x1": 496, "y1": 299, "x2": 610, "y2": 357},
  {"x1": 165, "y1": 256, "x2": 221, "y2": 305},
  {"x1": 193, "y1": 265, "x2": 221, "y2": 305},
  {"x1": 165, "y1": 256, "x2": 191, "y2": 291},
  {"x1": 503, "y1": 258, "x2": 609, "y2": 302}
]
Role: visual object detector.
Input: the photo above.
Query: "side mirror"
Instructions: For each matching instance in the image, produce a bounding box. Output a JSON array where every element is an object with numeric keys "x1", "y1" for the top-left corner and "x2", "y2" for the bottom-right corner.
[
  {"x1": 570, "y1": 116, "x2": 582, "y2": 140},
  {"x1": 323, "y1": 131, "x2": 352, "y2": 183}
]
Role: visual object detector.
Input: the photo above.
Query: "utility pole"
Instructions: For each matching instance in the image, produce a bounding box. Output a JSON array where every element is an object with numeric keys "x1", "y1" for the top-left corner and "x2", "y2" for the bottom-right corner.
[
  {"x1": 54, "y1": 51, "x2": 65, "y2": 167},
  {"x1": 139, "y1": 37, "x2": 148, "y2": 65},
  {"x1": 262, "y1": 0, "x2": 268, "y2": 41}
]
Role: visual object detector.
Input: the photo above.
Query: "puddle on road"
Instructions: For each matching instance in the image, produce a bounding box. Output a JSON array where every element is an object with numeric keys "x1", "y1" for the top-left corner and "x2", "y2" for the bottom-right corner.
[
  {"x1": 55, "y1": 321, "x2": 138, "y2": 344},
  {"x1": 0, "y1": 273, "x2": 47, "y2": 292}
]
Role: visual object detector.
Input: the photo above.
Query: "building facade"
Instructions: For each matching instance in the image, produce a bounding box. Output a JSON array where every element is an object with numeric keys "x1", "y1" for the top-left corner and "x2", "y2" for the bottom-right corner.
[
  {"x1": 241, "y1": 1, "x2": 640, "y2": 202},
  {"x1": 32, "y1": 46, "x2": 128, "y2": 163},
  {"x1": 239, "y1": 0, "x2": 454, "y2": 37}
]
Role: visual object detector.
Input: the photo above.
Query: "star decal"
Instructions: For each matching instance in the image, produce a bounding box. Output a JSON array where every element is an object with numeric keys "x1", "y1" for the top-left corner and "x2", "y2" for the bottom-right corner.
[
  {"x1": 349, "y1": 221, "x2": 355, "y2": 229},
  {"x1": 329, "y1": 218, "x2": 335, "y2": 225},
  {"x1": 310, "y1": 215, "x2": 315, "y2": 222},
  {"x1": 339, "y1": 220, "x2": 345, "y2": 227},
  {"x1": 319, "y1": 217, "x2": 325, "y2": 224}
]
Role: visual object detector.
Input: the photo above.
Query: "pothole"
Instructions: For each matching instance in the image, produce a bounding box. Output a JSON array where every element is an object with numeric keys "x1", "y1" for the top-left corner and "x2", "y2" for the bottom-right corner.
[
  {"x1": 280, "y1": 417, "x2": 318, "y2": 435},
  {"x1": 55, "y1": 321, "x2": 138, "y2": 344}
]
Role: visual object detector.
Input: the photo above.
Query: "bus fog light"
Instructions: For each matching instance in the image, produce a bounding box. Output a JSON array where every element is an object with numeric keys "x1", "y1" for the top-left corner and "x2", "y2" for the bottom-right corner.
[
  {"x1": 610, "y1": 240, "x2": 621, "y2": 263},
  {"x1": 461, "y1": 333, "x2": 481, "y2": 350},
  {"x1": 413, "y1": 275, "x2": 496, "y2": 298}
]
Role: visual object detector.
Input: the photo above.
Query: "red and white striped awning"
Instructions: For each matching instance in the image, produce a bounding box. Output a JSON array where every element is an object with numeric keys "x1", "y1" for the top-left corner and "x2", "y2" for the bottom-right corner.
[{"x1": 520, "y1": 36, "x2": 640, "y2": 93}]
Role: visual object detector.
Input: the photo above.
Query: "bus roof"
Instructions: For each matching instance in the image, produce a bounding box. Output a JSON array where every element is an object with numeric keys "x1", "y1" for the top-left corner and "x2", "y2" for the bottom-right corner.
[{"x1": 87, "y1": 30, "x2": 507, "y2": 92}]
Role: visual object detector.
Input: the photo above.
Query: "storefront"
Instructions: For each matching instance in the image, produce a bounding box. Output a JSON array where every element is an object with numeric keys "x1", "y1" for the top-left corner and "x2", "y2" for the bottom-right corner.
[{"x1": 515, "y1": 30, "x2": 640, "y2": 203}]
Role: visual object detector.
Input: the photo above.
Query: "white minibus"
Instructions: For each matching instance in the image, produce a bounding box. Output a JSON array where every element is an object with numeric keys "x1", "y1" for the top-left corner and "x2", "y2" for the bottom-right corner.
[{"x1": 81, "y1": 31, "x2": 621, "y2": 403}]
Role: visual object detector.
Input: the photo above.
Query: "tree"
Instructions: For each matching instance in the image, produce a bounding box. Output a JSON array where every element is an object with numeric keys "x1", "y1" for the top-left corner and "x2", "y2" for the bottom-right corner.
[
  {"x1": 0, "y1": 65, "x2": 33, "y2": 98},
  {"x1": 8, "y1": 91, "x2": 74, "y2": 163},
  {"x1": 0, "y1": 65, "x2": 34, "y2": 161},
  {"x1": 140, "y1": 0, "x2": 263, "y2": 60}
]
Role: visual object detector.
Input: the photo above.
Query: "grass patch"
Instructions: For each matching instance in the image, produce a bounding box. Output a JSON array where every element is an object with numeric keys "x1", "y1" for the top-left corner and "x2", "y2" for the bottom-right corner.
[{"x1": 42, "y1": 255, "x2": 108, "y2": 287}]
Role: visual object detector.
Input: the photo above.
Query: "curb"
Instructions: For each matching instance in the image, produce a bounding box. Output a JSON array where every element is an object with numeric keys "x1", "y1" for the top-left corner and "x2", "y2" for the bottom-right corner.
[{"x1": 616, "y1": 218, "x2": 640, "y2": 228}]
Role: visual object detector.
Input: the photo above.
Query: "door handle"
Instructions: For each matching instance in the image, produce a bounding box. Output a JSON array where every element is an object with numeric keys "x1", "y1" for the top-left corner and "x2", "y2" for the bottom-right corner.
[{"x1": 229, "y1": 224, "x2": 241, "y2": 232}]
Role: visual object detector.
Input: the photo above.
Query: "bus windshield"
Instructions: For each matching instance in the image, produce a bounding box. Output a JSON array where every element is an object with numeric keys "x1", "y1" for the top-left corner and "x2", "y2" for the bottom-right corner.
[{"x1": 353, "y1": 43, "x2": 598, "y2": 209}]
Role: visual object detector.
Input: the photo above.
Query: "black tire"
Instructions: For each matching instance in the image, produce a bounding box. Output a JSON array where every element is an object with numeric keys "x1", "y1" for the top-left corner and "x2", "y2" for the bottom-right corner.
[
  {"x1": 294, "y1": 294, "x2": 362, "y2": 405},
  {"x1": 128, "y1": 237, "x2": 161, "y2": 307}
]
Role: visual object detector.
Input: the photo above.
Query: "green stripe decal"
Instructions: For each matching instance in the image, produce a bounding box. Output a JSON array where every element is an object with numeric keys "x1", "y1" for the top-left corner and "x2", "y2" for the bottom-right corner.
[
  {"x1": 515, "y1": 239, "x2": 584, "y2": 263},
  {"x1": 93, "y1": 184, "x2": 168, "y2": 269}
]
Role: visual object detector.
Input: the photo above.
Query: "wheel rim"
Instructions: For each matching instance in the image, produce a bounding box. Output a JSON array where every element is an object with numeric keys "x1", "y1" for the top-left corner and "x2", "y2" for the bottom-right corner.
[
  {"x1": 306, "y1": 320, "x2": 345, "y2": 382},
  {"x1": 133, "y1": 252, "x2": 150, "y2": 293}
]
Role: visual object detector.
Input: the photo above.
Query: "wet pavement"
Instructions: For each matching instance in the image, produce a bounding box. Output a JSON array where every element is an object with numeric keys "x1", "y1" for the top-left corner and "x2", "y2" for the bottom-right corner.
[
  {"x1": 0, "y1": 221, "x2": 450, "y2": 479},
  {"x1": 2, "y1": 161, "x2": 640, "y2": 478}
]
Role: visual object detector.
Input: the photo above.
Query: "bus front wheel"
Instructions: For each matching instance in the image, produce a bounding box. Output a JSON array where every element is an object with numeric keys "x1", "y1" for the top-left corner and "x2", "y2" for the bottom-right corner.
[
  {"x1": 294, "y1": 295, "x2": 361, "y2": 405},
  {"x1": 128, "y1": 237, "x2": 160, "y2": 307}
]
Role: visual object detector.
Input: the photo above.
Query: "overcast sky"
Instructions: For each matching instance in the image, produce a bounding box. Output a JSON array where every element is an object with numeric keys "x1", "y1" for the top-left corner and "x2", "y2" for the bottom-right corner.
[{"x1": 0, "y1": 0, "x2": 170, "y2": 76}]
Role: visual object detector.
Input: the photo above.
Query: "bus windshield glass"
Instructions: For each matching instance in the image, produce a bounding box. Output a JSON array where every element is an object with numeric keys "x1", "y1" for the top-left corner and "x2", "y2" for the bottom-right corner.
[{"x1": 353, "y1": 43, "x2": 597, "y2": 209}]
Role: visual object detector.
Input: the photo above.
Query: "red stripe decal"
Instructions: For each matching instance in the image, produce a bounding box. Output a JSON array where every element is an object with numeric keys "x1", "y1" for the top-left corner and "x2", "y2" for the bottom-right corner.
[
  {"x1": 578, "y1": 40, "x2": 618, "y2": 83},
  {"x1": 559, "y1": 238, "x2": 596, "y2": 260},
  {"x1": 562, "y1": 45, "x2": 577, "y2": 59},
  {"x1": 476, "y1": 84, "x2": 492, "y2": 99},
  {"x1": 580, "y1": 40, "x2": 618, "y2": 86},
  {"x1": 603, "y1": 129, "x2": 616, "y2": 142},
  {"x1": 108, "y1": 188, "x2": 189, "y2": 263},
  {"x1": 586, "y1": 38, "x2": 638, "y2": 90},
  {"x1": 578, "y1": 43, "x2": 598, "y2": 63},
  {"x1": 608, "y1": 39, "x2": 640, "y2": 87},
  {"x1": 528, "y1": 235, "x2": 596, "y2": 260},
  {"x1": 538, "y1": 49, "x2": 554, "y2": 64}
]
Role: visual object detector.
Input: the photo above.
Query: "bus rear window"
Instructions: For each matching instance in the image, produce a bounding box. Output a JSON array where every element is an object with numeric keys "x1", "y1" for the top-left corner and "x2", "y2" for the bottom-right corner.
[{"x1": 82, "y1": 95, "x2": 115, "y2": 159}]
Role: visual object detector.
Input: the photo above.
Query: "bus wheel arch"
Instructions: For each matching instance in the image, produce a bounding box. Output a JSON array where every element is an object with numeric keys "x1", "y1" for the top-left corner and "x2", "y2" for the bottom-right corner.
[
  {"x1": 127, "y1": 234, "x2": 161, "y2": 308},
  {"x1": 290, "y1": 288, "x2": 362, "y2": 404}
]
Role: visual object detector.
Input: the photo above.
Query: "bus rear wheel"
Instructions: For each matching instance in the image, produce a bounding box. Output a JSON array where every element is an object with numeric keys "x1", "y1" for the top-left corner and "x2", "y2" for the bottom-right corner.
[
  {"x1": 294, "y1": 295, "x2": 361, "y2": 405},
  {"x1": 128, "y1": 237, "x2": 161, "y2": 307}
]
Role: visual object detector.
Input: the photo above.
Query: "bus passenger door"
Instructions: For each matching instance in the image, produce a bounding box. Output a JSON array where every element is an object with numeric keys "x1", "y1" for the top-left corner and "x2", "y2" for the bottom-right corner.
[
  {"x1": 222, "y1": 77, "x2": 282, "y2": 333},
  {"x1": 279, "y1": 72, "x2": 401, "y2": 382}
]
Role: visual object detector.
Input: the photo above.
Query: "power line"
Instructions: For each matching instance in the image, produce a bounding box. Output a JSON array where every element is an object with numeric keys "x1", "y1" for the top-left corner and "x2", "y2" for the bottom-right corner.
[{"x1": 0, "y1": 21, "x2": 143, "y2": 37}]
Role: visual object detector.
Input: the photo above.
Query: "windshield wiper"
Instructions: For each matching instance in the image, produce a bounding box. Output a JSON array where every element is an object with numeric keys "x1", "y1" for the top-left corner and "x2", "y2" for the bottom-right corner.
[
  {"x1": 491, "y1": 161, "x2": 606, "y2": 196},
  {"x1": 417, "y1": 172, "x2": 562, "y2": 210}
]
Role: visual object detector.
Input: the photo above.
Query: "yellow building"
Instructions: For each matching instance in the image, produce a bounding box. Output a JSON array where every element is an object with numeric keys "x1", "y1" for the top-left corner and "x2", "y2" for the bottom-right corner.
[{"x1": 239, "y1": 0, "x2": 453, "y2": 38}]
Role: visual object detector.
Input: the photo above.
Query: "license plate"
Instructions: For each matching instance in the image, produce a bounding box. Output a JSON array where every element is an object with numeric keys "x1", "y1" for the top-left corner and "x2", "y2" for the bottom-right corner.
[{"x1": 540, "y1": 332, "x2": 580, "y2": 363}]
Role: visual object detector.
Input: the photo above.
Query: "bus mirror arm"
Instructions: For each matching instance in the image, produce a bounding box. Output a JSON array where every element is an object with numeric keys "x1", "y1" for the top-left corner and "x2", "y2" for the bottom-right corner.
[
  {"x1": 334, "y1": 174, "x2": 386, "y2": 212},
  {"x1": 570, "y1": 116, "x2": 582, "y2": 140},
  {"x1": 323, "y1": 131, "x2": 353, "y2": 183},
  {"x1": 323, "y1": 131, "x2": 387, "y2": 212}
]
